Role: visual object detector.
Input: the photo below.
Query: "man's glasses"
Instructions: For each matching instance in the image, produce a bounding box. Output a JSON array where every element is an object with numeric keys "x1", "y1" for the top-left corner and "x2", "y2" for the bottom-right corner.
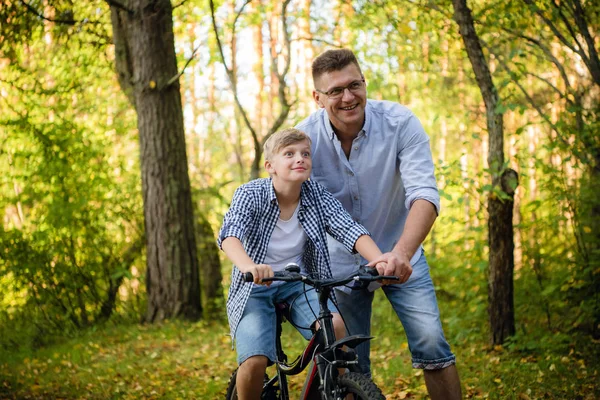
[{"x1": 315, "y1": 79, "x2": 365, "y2": 99}]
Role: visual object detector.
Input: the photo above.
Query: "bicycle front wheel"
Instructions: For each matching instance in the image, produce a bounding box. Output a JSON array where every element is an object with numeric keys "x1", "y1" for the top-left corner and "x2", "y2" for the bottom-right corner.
[{"x1": 334, "y1": 372, "x2": 385, "y2": 400}]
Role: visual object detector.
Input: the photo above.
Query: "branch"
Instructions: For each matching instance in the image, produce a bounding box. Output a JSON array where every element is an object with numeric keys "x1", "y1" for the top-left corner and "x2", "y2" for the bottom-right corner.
[
  {"x1": 522, "y1": 71, "x2": 567, "y2": 100},
  {"x1": 172, "y1": 0, "x2": 189, "y2": 9},
  {"x1": 232, "y1": 0, "x2": 252, "y2": 38},
  {"x1": 402, "y1": 0, "x2": 453, "y2": 19},
  {"x1": 549, "y1": 0, "x2": 590, "y2": 66},
  {"x1": 279, "y1": 0, "x2": 293, "y2": 81},
  {"x1": 164, "y1": 42, "x2": 202, "y2": 88},
  {"x1": 292, "y1": 36, "x2": 342, "y2": 48},
  {"x1": 522, "y1": 0, "x2": 585, "y2": 61},
  {"x1": 485, "y1": 42, "x2": 591, "y2": 165},
  {"x1": 499, "y1": 26, "x2": 574, "y2": 93},
  {"x1": 569, "y1": 0, "x2": 600, "y2": 85},
  {"x1": 208, "y1": 0, "x2": 258, "y2": 147},
  {"x1": 20, "y1": 0, "x2": 77, "y2": 25}
]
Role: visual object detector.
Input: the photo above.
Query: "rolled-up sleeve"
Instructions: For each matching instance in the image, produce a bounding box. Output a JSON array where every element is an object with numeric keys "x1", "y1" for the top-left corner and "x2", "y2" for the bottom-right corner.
[
  {"x1": 217, "y1": 186, "x2": 254, "y2": 249},
  {"x1": 397, "y1": 115, "x2": 440, "y2": 215}
]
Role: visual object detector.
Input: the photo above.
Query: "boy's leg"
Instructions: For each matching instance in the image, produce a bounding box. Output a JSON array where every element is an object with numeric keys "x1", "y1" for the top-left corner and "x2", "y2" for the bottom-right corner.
[
  {"x1": 236, "y1": 356, "x2": 269, "y2": 400},
  {"x1": 333, "y1": 287, "x2": 375, "y2": 375},
  {"x1": 383, "y1": 251, "x2": 461, "y2": 400},
  {"x1": 235, "y1": 285, "x2": 278, "y2": 399},
  {"x1": 277, "y1": 281, "x2": 321, "y2": 338},
  {"x1": 278, "y1": 281, "x2": 345, "y2": 338}
]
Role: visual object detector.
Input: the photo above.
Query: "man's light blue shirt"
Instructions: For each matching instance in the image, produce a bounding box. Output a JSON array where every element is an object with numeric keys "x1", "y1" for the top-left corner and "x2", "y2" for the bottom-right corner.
[{"x1": 296, "y1": 100, "x2": 440, "y2": 282}]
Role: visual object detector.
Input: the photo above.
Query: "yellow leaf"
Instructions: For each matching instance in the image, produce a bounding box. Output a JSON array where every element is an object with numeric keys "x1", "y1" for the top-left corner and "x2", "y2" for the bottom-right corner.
[
  {"x1": 398, "y1": 24, "x2": 412, "y2": 35},
  {"x1": 149, "y1": 80, "x2": 156, "y2": 89}
]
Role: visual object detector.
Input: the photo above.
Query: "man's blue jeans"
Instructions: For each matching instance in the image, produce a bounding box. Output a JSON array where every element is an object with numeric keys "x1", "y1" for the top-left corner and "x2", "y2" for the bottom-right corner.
[{"x1": 335, "y1": 250, "x2": 456, "y2": 373}]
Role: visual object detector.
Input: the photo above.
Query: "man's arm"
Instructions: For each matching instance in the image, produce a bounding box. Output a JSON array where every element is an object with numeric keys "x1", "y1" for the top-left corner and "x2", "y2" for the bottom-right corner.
[
  {"x1": 221, "y1": 237, "x2": 274, "y2": 285},
  {"x1": 368, "y1": 199, "x2": 437, "y2": 283},
  {"x1": 393, "y1": 199, "x2": 437, "y2": 260}
]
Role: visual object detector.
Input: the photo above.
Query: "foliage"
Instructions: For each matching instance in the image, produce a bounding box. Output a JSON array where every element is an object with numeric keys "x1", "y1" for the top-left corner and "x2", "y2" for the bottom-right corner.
[
  {"x1": 0, "y1": 0, "x2": 144, "y2": 348},
  {"x1": 0, "y1": 0, "x2": 599, "y2": 396},
  {"x1": 1, "y1": 273, "x2": 599, "y2": 399}
]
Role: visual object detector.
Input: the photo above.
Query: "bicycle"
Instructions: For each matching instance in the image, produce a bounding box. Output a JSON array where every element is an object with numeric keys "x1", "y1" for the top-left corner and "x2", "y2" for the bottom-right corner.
[{"x1": 225, "y1": 263, "x2": 398, "y2": 400}]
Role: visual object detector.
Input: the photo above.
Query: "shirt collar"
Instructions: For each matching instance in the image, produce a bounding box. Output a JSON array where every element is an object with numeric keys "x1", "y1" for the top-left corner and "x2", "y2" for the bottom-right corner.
[
  {"x1": 300, "y1": 181, "x2": 314, "y2": 209},
  {"x1": 362, "y1": 101, "x2": 372, "y2": 137},
  {"x1": 267, "y1": 179, "x2": 278, "y2": 203}
]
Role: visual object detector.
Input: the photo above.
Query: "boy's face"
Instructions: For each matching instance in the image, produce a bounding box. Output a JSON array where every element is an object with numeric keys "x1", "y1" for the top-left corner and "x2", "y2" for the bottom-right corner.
[{"x1": 265, "y1": 139, "x2": 312, "y2": 184}]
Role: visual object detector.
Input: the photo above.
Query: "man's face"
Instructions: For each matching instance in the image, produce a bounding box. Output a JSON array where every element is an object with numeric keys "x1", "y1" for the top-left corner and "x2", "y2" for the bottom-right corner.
[
  {"x1": 265, "y1": 139, "x2": 312, "y2": 184},
  {"x1": 313, "y1": 63, "x2": 367, "y2": 134}
]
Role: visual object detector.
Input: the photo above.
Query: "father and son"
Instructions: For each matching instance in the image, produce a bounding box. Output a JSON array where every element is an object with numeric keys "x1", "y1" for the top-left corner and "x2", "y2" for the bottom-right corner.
[{"x1": 218, "y1": 48, "x2": 462, "y2": 399}]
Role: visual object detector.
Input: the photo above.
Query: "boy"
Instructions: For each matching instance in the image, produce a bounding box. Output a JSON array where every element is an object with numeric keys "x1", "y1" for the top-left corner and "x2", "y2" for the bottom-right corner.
[{"x1": 218, "y1": 128, "x2": 386, "y2": 399}]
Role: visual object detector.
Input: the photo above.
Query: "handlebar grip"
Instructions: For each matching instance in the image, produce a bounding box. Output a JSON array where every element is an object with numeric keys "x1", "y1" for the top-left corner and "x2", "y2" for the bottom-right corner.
[{"x1": 243, "y1": 271, "x2": 288, "y2": 283}]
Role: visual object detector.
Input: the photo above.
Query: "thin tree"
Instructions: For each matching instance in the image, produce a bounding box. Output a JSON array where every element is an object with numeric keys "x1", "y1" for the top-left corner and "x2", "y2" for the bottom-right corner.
[
  {"x1": 451, "y1": 0, "x2": 519, "y2": 345},
  {"x1": 209, "y1": 0, "x2": 294, "y2": 180}
]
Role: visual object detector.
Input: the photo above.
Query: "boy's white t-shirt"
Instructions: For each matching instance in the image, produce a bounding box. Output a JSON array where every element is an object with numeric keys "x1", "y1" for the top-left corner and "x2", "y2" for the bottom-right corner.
[{"x1": 263, "y1": 203, "x2": 307, "y2": 274}]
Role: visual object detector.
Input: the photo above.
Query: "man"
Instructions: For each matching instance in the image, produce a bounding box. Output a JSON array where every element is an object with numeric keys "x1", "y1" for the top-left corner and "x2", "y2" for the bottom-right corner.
[{"x1": 296, "y1": 49, "x2": 462, "y2": 400}]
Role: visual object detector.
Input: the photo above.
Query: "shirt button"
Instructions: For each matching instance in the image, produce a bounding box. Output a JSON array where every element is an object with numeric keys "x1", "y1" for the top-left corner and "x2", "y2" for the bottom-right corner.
[
  {"x1": 348, "y1": 171, "x2": 354, "y2": 176},
  {"x1": 354, "y1": 146, "x2": 358, "y2": 150},
  {"x1": 353, "y1": 195, "x2": 358, "y2": 200}
]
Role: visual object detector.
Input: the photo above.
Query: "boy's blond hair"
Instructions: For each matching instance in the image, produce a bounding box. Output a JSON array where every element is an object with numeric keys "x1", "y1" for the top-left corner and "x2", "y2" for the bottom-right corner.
[{"x1": 263, "y1": 128, "x2": 312, "y2": 161}]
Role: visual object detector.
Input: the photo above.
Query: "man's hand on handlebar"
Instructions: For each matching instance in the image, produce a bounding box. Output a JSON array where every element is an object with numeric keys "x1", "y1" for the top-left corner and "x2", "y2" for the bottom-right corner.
[
  {"x1": 367, "y1": 251, "x2": 412, "y2": 285},
  {"x1": 239, "y1": 263, "x2": 274, "y2": 285}
]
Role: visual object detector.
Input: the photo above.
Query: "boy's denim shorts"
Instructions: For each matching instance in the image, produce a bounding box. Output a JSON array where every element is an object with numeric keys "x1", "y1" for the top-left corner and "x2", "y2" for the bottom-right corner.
[{"x1": 235, "y1": 281, "x2": 336, "y2": 365}]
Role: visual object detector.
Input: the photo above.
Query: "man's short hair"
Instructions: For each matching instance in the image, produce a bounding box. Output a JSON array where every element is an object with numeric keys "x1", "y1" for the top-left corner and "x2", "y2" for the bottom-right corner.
[
  {"x1": 312, "y1": 48, "x2": 362, "y2": 83},
  {"x1": 264, "y1": 128, "x2": 311, "y2": 161}
]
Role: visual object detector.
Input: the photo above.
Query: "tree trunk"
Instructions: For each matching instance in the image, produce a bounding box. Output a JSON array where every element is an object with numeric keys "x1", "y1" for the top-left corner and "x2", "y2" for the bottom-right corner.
[
  {"x1": 109, "y1": 0, "x2": 201, "y2": 322},
  {"x1": 452, "y1": 0, "x2": 517, "y2": 345}
]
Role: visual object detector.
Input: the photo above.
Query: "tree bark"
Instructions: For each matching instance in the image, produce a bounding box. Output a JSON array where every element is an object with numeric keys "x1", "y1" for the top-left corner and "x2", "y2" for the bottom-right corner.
[
  {"x1": 452, "y1": 0, "x2": 517, "y2": 345},
  {"x1": 109, "y1": 0, "x2": 201, "y2": 322}
]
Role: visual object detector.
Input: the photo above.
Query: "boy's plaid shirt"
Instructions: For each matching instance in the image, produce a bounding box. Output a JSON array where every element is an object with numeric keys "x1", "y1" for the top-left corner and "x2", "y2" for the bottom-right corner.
[{"x1": 218, "y1": 178, "x2": 370, "y2": 342}]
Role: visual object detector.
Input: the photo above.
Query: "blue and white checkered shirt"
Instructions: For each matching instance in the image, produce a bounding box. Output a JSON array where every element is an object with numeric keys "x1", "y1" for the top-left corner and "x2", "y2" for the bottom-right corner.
[{"x1": 218, "y1": 178, "x2": 370, "y2": 341}]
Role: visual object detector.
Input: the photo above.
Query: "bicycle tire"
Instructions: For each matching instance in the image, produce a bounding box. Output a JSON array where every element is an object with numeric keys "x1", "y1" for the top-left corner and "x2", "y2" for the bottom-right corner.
[
  {"x1": 333, "y1": 372, "x2": 385, "y2": 400},
  {"x1": 225, "y1": 368, "x2": 280, "y2": 400}
]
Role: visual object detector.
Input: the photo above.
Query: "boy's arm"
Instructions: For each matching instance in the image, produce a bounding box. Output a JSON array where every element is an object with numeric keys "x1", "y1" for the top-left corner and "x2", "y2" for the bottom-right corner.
[
  {"x1": 354, "y1": 235, "x2": 382, "y2": 262},
  {"x1": 221, "y1": 236, "x2": 274, "y2": 285},
  {"x1": 354, "y1": 235, "x2": 387, "y2": 274}
]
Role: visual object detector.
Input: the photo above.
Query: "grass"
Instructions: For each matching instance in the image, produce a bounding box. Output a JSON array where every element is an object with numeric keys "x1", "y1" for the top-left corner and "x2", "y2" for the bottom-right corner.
[{"x1": 1, "y1": 285, "x2": 599, "y2": 399}]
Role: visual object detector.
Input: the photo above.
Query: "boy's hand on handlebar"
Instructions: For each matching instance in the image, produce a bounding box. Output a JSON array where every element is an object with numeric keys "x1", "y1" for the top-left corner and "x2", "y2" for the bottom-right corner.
[
  {"x1": 240, "y1": 263, "x2": 274, "y2": 285},
  {"x1": 367, "y1": 251, "x2": 412, "y2": 285}
]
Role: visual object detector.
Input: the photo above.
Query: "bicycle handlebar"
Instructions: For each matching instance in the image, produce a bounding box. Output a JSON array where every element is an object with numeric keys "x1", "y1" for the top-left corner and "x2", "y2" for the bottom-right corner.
[{"x1": 242, "y1": 264, "x2": 398, "y2": 288}]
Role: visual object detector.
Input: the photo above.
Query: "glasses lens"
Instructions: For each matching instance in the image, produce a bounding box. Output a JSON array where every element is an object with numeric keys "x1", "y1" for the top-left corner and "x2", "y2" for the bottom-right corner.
[{"x1": 328, "y1": 88, "x2": 343, "y2": 98}]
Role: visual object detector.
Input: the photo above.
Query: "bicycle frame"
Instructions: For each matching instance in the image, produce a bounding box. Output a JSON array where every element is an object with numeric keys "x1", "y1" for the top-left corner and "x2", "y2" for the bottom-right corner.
[
  {"x1": 234, "y1": 265, "x2": 395, "y2": 400},
  {"x1": 268, "y1": 281, "x2": 373, "y2": 400}
]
